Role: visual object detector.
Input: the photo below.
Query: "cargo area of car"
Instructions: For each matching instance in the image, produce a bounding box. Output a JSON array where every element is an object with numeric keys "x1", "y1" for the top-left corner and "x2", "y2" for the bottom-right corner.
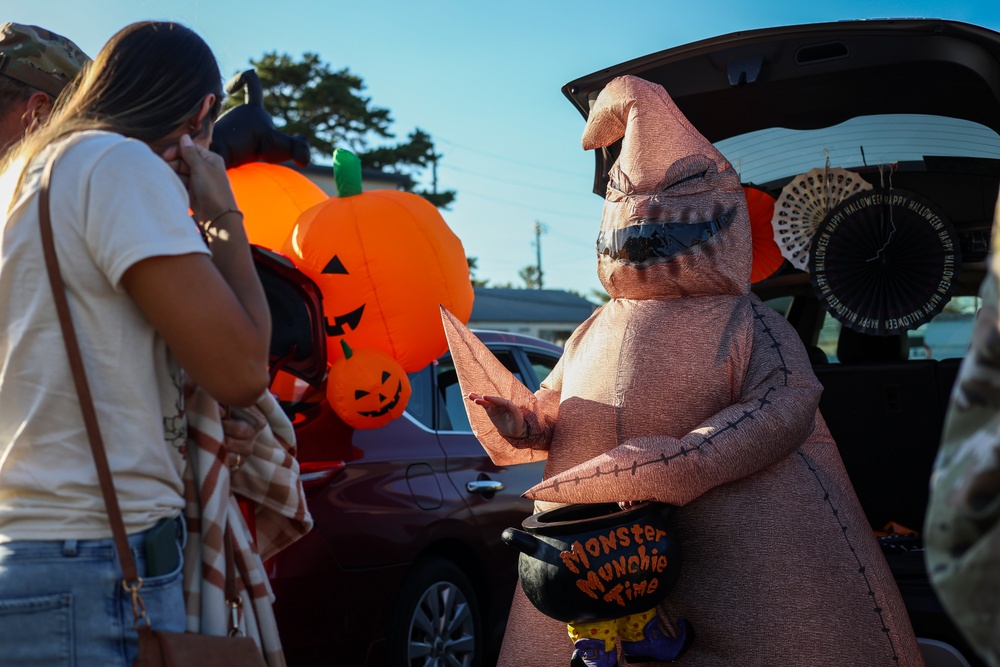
[
  {"x1": 745, "y1": 150, "x2": 997, "y2": 664},
  {"x1": 812, "y1": 344, "x2": 972, "y2": 663},
  {"x1": 755, "y1": 280, "x2": 982, "y2": 665},
  {"x1": 815, "y1": 344, "x2": 959, "y2": 532}
]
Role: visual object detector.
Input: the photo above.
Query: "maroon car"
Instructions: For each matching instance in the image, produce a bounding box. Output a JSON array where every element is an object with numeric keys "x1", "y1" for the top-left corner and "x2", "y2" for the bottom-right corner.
[{"x1": 253, "y1": 247, "x2": 562, "y2": 666}]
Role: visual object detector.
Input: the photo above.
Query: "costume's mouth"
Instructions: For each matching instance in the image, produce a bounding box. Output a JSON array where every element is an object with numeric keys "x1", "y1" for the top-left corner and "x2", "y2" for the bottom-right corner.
[
  {"x1": 596, "y1": 208, "x2": 735, "y2": 263},
  {"x1": 358, "y1": 380, "x2": 404, "y2": 417}
]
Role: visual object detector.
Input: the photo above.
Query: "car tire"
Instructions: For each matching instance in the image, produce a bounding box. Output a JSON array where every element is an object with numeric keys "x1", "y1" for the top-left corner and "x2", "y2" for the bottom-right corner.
[{"x1": 388, "y1": 556, "x2": 482, "y2": 667}]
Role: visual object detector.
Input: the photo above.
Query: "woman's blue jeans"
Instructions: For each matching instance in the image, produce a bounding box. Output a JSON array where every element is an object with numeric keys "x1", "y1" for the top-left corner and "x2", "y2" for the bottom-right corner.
[{"x1": 0, "y1": 518, "x2": 186, "y2": 666}]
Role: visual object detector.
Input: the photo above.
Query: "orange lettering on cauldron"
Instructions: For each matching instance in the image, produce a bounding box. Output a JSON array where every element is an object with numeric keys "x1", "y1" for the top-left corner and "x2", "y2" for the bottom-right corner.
[
  {"x1": 559, "y1": 540, "x2": 591, "y2": 574},
  {"x1": 576, "y1": 570, "x2": 606, "y2": 599},
  {"x1": 562, "y1": 536, "x2": 671, "y2": 606},
  {"x1": 559, "y1": 523, "x2": 668, "y2": 574}
]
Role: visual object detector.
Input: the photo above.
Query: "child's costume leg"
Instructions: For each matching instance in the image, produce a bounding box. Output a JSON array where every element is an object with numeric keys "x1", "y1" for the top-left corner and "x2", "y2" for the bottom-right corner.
[
  {"x1": 615, "y1": 610, "x2": 656, "y2": 642},
  {"x1": 618, "y1": 609, "x2": 692, "y2": 663},
  {"x1": 567, "y1": 620, "x2": 619, "y2": 667}
]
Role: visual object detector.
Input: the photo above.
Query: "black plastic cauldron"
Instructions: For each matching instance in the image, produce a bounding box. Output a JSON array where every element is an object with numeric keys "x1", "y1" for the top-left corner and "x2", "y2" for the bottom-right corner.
[{"x1": 501, "y1": 502, "x2": 681, "y2": 624}]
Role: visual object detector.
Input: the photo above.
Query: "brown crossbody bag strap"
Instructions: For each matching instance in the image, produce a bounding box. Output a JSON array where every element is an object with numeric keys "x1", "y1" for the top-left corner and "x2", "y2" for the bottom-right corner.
[
  {"x1": 36, "y1": 155, "x2": 246, "y2": 644},
  {"x1": 39, "y1": 153, "x2": 168, "y2": 638}
]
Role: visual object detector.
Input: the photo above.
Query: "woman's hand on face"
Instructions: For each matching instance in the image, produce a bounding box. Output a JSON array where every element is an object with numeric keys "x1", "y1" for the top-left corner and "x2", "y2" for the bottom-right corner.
[
  {"x1": 158, "y1": 143, "x2": 188, "y2": 186},
  {"x1": 468, "y1": 393, "x2": 527, "y2": 439},
  {"x1": 175, "y1": 133, "x2": 237, "y2": 223}
]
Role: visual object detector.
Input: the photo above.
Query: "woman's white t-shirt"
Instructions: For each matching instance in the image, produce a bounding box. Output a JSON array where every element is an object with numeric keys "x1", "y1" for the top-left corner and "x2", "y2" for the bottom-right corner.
[{"x1": 0, "y1": 130, "x2": 211, "y2": 541}]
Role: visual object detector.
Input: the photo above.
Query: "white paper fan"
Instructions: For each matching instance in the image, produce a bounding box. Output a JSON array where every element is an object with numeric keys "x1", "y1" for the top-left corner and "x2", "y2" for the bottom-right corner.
[{"x1": 771, "y1": 167, "x2": 873, "y2": 271}]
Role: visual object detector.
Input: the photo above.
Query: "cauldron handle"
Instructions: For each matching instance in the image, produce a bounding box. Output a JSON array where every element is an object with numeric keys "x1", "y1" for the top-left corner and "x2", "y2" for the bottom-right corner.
[{"x1": 501, "y1": 527, "x2": 539, "y2": 555}]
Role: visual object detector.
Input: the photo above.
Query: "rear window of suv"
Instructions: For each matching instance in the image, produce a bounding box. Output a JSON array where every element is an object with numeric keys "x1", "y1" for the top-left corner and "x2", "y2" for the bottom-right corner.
[
  {"x1": 717, "y1": 114, "x2": 1000, "y2": 186},
  {"x1": 812, "y1": 294, "x2": 980, "y2": 363}
]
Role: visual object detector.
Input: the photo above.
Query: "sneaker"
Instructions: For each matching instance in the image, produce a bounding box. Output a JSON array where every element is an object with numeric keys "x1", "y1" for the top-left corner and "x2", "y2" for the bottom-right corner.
[
  {"x1": 571, "y1": 638, "x2": 619, "y2": 667},
  {"x1": 620, "y1": 618, "x2": 692, "y2": 663}
]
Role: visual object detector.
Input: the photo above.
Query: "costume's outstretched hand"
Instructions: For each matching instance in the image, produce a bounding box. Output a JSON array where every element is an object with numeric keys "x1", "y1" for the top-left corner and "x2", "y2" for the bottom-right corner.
[
  {"x1": 210, "y1": 69, "x2": 311, "y2": 169},
  {"x1": 441, "y1": 306, "x2": 553, "y2": 465},
  {"x1": 468, "y1": 393, "x2": 526, "y2": 439}
]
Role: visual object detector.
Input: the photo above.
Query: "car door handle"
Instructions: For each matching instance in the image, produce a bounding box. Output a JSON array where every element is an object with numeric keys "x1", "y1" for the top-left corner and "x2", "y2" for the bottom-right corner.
[{"x1": 466, "y1": 479, "x2": 504, "y2": 494}]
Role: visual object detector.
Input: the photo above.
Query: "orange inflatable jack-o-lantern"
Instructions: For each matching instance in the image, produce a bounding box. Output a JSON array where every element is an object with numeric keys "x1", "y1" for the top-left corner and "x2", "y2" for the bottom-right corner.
[
  {"x1": 227, "y1": 162, "x2": 328, "y2": 250},
  {"x1": 327, "y1": 340, "x2": 411, "y2": 429},
  {"x1": 283, "y1": 149, "x2": 474, "y2": 372}
]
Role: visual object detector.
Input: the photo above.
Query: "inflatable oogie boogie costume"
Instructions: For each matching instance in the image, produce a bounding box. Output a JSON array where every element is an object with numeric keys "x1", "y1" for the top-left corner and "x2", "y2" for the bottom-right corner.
[{"x1": 441, "y1": 75, "x2": 923, "y2": 666}]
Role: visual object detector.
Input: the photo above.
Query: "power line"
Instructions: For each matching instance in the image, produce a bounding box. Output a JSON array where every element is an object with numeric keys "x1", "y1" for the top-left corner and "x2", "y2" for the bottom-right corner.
[
  {"x1": 455, "y1": 188, "x2": 601, "y2": 221},
  {"x1": 440, "y1": 163, "x2": 592, "y2": 198},
  {"x1": 436, "y1": 136, "x2": 592, "y2": 178}
]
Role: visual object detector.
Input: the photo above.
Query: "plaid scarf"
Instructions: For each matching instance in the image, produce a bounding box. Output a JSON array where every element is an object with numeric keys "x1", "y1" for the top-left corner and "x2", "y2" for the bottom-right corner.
[{"x1": 182, "y1": 386, "x2": 313, "y2": 667}]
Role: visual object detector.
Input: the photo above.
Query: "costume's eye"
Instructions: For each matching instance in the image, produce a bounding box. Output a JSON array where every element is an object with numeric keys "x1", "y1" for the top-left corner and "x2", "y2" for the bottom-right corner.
[
  {"x1": 664, "y1": 171, "x2": 706, "y2": 190},
  {"x1": 355, "y1": 389, "x2": 370, "y2": 399},
  {"x1": 660, "y1": 155, "x2": 714, "y2": 192}
]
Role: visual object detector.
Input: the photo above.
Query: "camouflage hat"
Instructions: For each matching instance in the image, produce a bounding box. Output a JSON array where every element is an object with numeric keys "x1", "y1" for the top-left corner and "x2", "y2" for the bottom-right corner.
[{"x1": 0, "y1": 22, "x2": 90, "y2": 98}]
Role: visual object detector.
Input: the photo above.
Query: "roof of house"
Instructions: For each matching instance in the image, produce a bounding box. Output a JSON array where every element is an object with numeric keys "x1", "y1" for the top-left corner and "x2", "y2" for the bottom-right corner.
[{"x1": 470, "y1": 287, "x2": 597, "y2": 323}]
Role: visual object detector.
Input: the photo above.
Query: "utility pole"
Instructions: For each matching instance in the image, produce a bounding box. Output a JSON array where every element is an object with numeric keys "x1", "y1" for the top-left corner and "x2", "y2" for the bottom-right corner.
[{"x1": 534, "y1": 220, "x2": 547, "y2": 290}]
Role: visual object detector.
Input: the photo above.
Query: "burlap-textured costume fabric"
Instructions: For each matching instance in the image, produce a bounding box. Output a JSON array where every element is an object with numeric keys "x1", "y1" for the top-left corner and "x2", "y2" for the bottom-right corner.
[
  {"x1": 442, "y1": 75, "x2": 922, "y2": 666},
  {"x1": 182, "y1": 386, "x2": 313, "y2": 667},
  {"x1": 925, "y1": 187, "x2": 1000, "y2": 667}
]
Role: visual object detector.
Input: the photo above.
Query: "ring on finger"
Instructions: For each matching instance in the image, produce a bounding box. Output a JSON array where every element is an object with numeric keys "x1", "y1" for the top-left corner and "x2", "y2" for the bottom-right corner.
[{"x1": 230, "y1": 453, "x2": 242, "y2": 471}]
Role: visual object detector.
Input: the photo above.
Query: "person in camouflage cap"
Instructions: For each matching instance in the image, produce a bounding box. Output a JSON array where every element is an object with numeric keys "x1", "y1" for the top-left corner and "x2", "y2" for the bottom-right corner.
[
  {"x1": 926, "y1": 186, "x2": 1000, "y2": 667},
  {"x1": 0, "y1": 22, "x2": 89, "y2": 156}
]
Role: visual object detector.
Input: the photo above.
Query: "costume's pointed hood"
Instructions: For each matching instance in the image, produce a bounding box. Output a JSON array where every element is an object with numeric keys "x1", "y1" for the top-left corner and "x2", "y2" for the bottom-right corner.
[{"x1": 583, "y1": 75, "x2": 751, "y2": 299}]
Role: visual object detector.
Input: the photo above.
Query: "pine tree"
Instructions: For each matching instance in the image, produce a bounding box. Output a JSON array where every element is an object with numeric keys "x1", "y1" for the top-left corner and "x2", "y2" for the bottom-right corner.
[{"x1": 238, "y1": 52, "x2": 455, "y2": 208}]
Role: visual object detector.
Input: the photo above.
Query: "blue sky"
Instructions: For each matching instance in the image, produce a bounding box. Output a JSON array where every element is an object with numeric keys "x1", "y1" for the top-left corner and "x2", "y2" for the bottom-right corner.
[{"x1": 13, "y1": 1, "x2": 1000, "y2": 298}]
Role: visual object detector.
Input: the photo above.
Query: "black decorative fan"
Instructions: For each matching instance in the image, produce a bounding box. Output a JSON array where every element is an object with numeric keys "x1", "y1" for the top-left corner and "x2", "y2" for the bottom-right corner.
[{"x1": 808, "y1": 189, "x2": 961, "y2": 336}]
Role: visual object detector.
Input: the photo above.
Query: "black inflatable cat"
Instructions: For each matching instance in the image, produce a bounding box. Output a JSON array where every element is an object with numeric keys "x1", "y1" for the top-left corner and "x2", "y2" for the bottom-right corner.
[{"x1": 210, "y1": 69, "x2": 311, "y2": 169}]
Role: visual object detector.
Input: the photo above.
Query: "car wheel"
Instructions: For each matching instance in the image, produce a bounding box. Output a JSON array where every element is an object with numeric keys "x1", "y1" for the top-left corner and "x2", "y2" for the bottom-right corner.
[{"x1": 388, "y1": 557, "x2": 482, "y2": 667}]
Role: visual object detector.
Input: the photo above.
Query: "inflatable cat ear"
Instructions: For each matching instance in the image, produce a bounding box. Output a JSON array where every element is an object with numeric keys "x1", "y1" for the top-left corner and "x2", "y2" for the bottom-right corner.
[
  {"x1": 581, "y1": 74, "x2": 730, "y2": 193},
  {"x1": 439, "y1": 306, "x2": 548, "y2": 466}
]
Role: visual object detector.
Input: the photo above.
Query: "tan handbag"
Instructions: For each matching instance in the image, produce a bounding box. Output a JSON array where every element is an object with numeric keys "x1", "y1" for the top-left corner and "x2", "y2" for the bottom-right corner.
[{"x1": 37, "y1": 155, "x2": 268, "y2": 667}]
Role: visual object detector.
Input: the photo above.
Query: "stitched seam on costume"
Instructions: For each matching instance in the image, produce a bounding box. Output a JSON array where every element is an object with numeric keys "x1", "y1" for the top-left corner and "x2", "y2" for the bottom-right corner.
[
  {"x1": 797, "y1": 449, "x2": 899, "y2": 663},
  {"x1": 751, "y1": 301, "x2": 791, "y2": 386},
  {"x1": 532, "y1": 303, "x2": 789, "y2": 494},
  {"x1": 531, "y1": 386, "x2": 777, "y2": 493}
]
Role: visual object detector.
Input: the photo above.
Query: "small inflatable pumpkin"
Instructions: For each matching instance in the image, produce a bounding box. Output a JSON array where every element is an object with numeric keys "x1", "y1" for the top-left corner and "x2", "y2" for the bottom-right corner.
[
  {"x1": 327, "y1": 340, "x2": 411, "y2": 429},
  {"x1": 283, "y1": 149, "x2": 473, "y2": 372},
  {"x1": 227, "y1": 162, "x2": 328, "y2": 250}
]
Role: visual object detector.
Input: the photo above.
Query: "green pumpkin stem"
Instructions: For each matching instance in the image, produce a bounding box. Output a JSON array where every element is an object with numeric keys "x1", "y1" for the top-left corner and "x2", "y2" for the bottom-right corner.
[
  {"x1": 340, "y1": 339, "x2": 353, "y2": 360},
  {"x1": 333, "y1": 148, "x2": 363, "y2": 198}
]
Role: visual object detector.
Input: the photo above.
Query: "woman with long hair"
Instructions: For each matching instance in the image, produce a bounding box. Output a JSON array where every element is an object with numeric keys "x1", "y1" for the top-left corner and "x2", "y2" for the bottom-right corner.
[{"x1": 0, "y1": 21, "x2": 270, "y2": 665}]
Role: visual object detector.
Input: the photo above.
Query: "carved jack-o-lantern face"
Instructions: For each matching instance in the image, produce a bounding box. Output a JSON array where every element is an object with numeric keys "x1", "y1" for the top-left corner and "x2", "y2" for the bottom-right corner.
[
  {"x1": 316, "y1": 254, "x2": 365, "y2": 337},
  {"x1": 326, "y1": 341, "x2": 411, "y2": 429}
]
